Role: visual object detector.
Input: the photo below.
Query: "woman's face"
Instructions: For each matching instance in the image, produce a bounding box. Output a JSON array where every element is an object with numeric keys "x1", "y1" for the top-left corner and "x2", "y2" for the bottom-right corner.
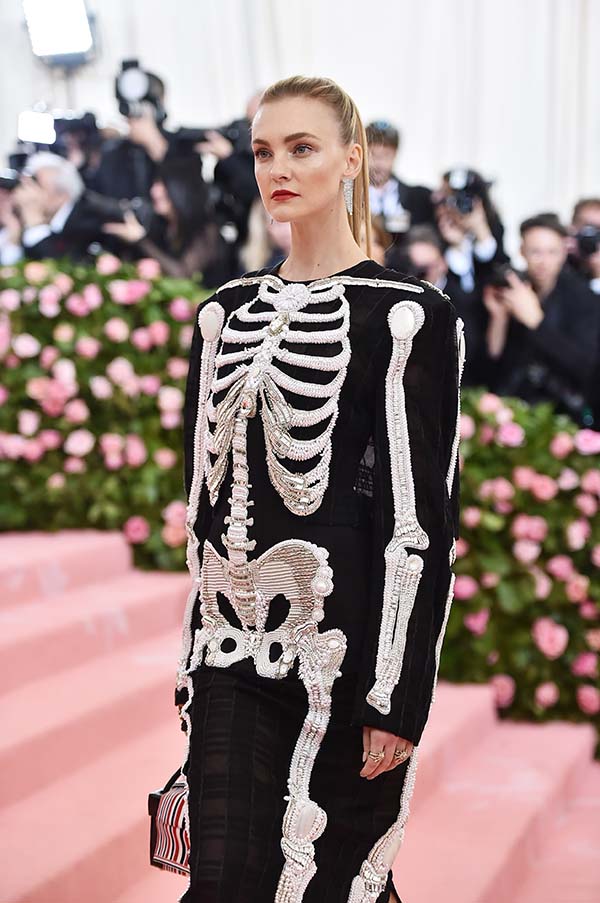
[
  {"x1": 150, "y1": 180, "x2": 174, "y2": 218},
  {"x1": 251, "y1": 96, "x2": 361, "y2": 224}
]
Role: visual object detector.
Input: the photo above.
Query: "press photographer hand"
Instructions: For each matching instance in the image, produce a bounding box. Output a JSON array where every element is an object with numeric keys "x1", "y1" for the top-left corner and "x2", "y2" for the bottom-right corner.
[
  {"x1": 497, "y1": 270, "x2": 544, "y2": 329},
  {"x1": 360, "y1": 726, "x2": 413, "y2": 780},
  {"x1": 102, "y1": 209, "x2": 147, "y2": 243}
]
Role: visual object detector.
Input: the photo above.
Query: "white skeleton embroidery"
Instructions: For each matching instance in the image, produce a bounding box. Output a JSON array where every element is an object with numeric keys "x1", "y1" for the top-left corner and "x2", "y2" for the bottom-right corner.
[{"x1": 175, "y1": 273, "x2": 460, "y2": 903}]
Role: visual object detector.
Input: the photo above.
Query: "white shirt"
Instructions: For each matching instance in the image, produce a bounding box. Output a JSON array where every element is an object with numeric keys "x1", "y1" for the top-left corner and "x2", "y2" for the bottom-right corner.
[
  {"x1": 445, "y1": 234, "x2": 497, "y2": 293},
  {"x1": 22, "y1": 199, "x2": 76, "y2": 248},
  {"x1": 0, "y1": 226, "x2": 23, "y2": 265}
]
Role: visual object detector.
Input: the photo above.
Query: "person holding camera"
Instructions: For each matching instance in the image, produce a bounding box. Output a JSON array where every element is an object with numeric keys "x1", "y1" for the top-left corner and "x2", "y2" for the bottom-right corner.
[
  {"x1": 102, "y1": 156, "x2": 230, "y2": 286},
  {"x1": 483, "y1": 213, "x2": 599, "y2": 426},
  {"x1": 11, "y1": 152, "x2": 102, "y2": 262},
  {"x1": 433, "y1": 167, "x2": 509, "y2": 295},
  {"x1": 570, "y1": 197, "x2": 600, "y2": 295}
]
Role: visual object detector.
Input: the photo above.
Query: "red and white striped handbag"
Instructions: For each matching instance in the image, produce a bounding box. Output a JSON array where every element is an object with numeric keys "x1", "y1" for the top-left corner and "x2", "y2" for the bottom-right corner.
[{"x1": 148, "y1": 768, "x2": 190, "y2": 875}]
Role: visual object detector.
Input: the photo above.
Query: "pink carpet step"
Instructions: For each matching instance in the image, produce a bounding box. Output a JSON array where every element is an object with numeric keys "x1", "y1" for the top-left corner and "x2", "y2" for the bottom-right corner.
[
  {"x1": 0, "y1": 569, "x2": 190, "y2": 692},
  {"x1": 393, "y1": 719, "x2": 597, "y2": 903},
  {"x1": 511, "y1": 759, "x2": 600, "y2": 903},
  {"x1": 0, "y1": 530, "x2": 132, "y2": 607},
  {"x1": 0, "y1": 720, "x2": 186, "y2": 903},
  {"x1": 0, "y1": 627, "x2": 183, "y2": 806}
]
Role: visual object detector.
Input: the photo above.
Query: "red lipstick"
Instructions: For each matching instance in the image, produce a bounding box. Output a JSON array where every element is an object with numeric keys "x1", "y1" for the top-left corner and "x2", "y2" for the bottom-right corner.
[{"x1": 271, "y1": 190, "x2": 299, "y2": 200}]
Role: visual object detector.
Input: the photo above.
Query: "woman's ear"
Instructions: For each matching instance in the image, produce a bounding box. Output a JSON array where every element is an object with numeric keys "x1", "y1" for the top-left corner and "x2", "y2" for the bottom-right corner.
[{"x1": 344, "y1": 142, "x2": 363, "y2": 180}]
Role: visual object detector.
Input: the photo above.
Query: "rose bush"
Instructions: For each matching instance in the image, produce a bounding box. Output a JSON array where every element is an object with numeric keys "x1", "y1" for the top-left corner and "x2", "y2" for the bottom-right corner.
[{"x1": 1, "y1": 260, "x2": 599, "y2": 756}]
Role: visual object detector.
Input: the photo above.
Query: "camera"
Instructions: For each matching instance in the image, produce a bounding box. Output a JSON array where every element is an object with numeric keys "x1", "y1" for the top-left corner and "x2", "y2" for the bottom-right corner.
[
  {"x1": 0, "y1": 168, "x2": 20, "y2": 191},
  {"x1": 443, "y1": 168, "x2": 491, "y2": 215},
  {"x1": 115, "y1": 60, "x2": 166, "y2": 123},
  {"x1": 487, "y1": 263, "x2": 527, "y2": 289},
  {"x1": 576, "y1": 225, "x2": 600, "y2": 258},
  {"x1": 85, "y1": 190, "x2": 154, "y2": 231}
]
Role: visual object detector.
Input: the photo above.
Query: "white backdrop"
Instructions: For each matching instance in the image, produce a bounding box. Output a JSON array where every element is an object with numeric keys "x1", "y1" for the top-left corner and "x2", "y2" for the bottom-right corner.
[{"x1": 0, "y1": 0, "x2": 599, "y2": 257}]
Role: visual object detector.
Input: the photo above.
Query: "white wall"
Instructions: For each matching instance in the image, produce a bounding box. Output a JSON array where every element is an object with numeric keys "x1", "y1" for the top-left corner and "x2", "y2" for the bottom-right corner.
[{"x1": 1, "y1": 0, "x2": 599, "y2": 257}]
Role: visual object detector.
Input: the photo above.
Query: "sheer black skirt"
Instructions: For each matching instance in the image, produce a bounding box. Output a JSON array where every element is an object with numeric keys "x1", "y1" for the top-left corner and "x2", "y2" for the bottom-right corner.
[{"x1": 179, "y1": 663, "x2": 408, "y2": 903}]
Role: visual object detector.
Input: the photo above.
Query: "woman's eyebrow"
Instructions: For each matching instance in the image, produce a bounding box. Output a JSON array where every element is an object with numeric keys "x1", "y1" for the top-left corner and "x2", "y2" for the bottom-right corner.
[{"x1": 251, "y1": 131, "x2": 320, "y2": 147}]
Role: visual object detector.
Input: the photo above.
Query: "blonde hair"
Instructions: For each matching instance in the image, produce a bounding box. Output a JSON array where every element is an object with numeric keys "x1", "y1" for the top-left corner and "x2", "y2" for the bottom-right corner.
[{"x1": 257, "y1": 75, "x2": 372, "y2": 257}]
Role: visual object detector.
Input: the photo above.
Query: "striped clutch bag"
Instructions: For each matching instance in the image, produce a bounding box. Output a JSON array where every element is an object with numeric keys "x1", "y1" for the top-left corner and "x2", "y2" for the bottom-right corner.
[{"x1": 148, "y1": 767, "x2": 190, "y2": 875}]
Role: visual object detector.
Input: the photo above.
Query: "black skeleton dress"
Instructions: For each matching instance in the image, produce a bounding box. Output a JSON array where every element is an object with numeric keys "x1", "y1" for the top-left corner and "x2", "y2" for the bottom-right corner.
[{"x1": 174, "y1": 258, "x2": 465, "y2": 903}]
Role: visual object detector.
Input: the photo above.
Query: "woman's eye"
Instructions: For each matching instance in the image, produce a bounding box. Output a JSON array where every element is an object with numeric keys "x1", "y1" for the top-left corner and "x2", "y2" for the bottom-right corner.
[
  {"x1": 254, "y1": 149, "x2": 270, "y2": 159},
  {"x1": 293, "y1": 144, "x2": 312, "y2": 155}
]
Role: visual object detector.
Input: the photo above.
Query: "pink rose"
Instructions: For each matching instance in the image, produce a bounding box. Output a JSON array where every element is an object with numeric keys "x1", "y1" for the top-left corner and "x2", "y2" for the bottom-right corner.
[
  {"x1": 576, "y1": 685, "x2": 600, "y2": 716},
  {"x1": 455, "y1": 537, "x2": 470, "y2": 558},
  {"x1": 121, "y1": 376, "x2": 140, "y2": 398},
  {"x1": 47, "y1": 472, "x2": 66, "y2": 490},
  {"x1": 64, "y1": 399, "x2": 89, "y2": 424},
  {"x1": 566, "y1": 574, "x2": 590, "y2": 603},
  {"x1": 477, "y1": 393, "x2": 503, "y2": 414},
  {"x1": 40, "y1": 346, "x2": 60, "y2": 369},
  {"x1": 479, "y1": 424, "x2": 495, "y2": 444},
  {"x1": 75, "y1": 336, "x2": 101, "y2": 359},
  {"x1": 496, "y1": 421, "x2": 525, "y2": 447},
  {"x1": 108, "y1": 279, "x2": 150, "y2": 304},
  {"x1": 100, "y1": 433, "x2": 124, "y2": 455},
  {"x1": 580, "y1": 602, "x2": 599, "y2": 620},
  {"x1": 0, "y1": 385, "x2": 9, "y2": 406},
  {"x1": 462, "y1": 506, "x2": 481, "y2": 529},
  {"x1": 131, "y1": 327, "x2": 153, "y2": 352},
  {"x1": 12, "y1": 333, "x2": 41, "y2": 358},
  {"x1": 64, "y1": 456, "x2": 86, "y2": 474},
  {"x1": 89, "y1": 375, "x2": 113, "y2": 399},
  {"x1": 148, "y1": 319, "x2": 170, "y2": 345},
  {"x1": 39, "y1": 292, "x2": 61, "y2": 318},
  {"x1": 529, "y1": 566, "x2": 552, "y2": 600},
  {"x1": 53, "y1": 323, "x2": 75, "y2": 343},
  {"x1": 158, "y1": 385, "x2": 184, "y2": 412},
  {"x1": 105, "y1": 453, "x2": 123, "y2": 470},
  {"x1": 5, "y1": 353, "x2": 19, "y2": 369},
  {"x1": 169, "y1": 297, "x2": 193, "y2": 321},
  {"x1": 513, "y1": 539, "x2": 541, "y2": 565},
  {"x1": 0, "y1": 288, "x2": 21, "y2": 311},
  {"x1": 23, "y1": 261, "x2": 49, "y2": 283},
  {"x1": 0, "y1": 312, "x2": 11, "y2": 357},
  {"x1": 591, "y1": 545, "x2": 600, "y2": 568},
  {"x1": 53, "y1": 273, "x2": 74, "y2": 294},
  {"x1": 460, "y1": 413, "x2": 475, "y2": 440},
  {"x1": 18, "y1": 409, "x2": 40, "y2": 436},
  {"x1": 494, "y1": 500, "x2": 514, "y2": 514},
  {"x1": 39, "y1": 429, "x2": 61, "y2": 450},
  {"x1": 530, "y1": 474, "x2": 558, "y2": 501},
  {"x1": 512, "y1": 466, "x2": 536, "y2": 490},
  {"x1": 535, "y1": 681, "x2": 559, "y2": 709},
  {"x1": 23, "y1": 439, "x2": 45, "y2": 462},
  {"x1": 493, "y1": 477, "x2": 515, "y2": 501},
  {"x1": 65, "y1": 293, "x2": 91, "y2": 317},
  {"x1": 139, "y1": 374, "x2": 161, "y2": 395},
  {"x1": 511, "y1": 514, "x2": 532, "y2": 539},
  {"x1": 39, "y1": 379, "x2": 73, "y2": 417},
  {"x1": 123, "y1": 515, "x2": 150, "y2": 544},
  {"x1": 546, "y1": 555, "x2": 575, "y2": 581},
  {"x1": 453, "y1": 574, "x2": 479, "y2": 600},
  {"x1": 549, "y1": 432, "x2": 574, "y2": 458},
  {"x1": 0, "y1": 433, "x2": 26, "y2": 458},
  {"x1": 574, "y1": 429, "x2": 600, "y2": 456},
  {"x1": 160, "y1": 411, "x2": 181, "y2": 430},
  {"x1": 82, "y1": 284, "x2": 103, "y2": 310},
  {"x1": 179, "y1": 324, "x2": 194, "y2": 349},
  {"x1": 154, "y1": 447, "x2": 177, "y2": 469},
  {"x1": 566, "y1": 519, "x2": 591, "y2": 551},
  {"x1": 585, "y1": 629, "x2": 600, "y2": 652},
  {"x1": 136, "y1": 257, "x2": 161, "y2": 279},
  {"x1": 104, "y1": 317, "x2": 130, "y2": 342},
  {"x1": 531, "y1": 617, "x2": 569, "y2": 659},
  {"x1": 571, "y1": 652, "x2": 598, "y2": 678},
  {"x1": 167, "y1": 357, "x2": 189, "y2": 380},
  {"x1": 162, "y1": 499, "x2": 187, "y2": 527},
  {"x1": 581, "y1": 469, "x2": 600, "y2": 496},
  {"x1": 124, "y1": 434, "x2": 147, "y2": 467},
  {"x1": 106, "y1": 356, "x2": 135, "y2": 385},
  {"x1": 575, "y1": 493, "x2": 598, "y2": 518},
  {"x1": 63, "y1": 428, "x2": 95, "y2": 457},
  {"x1": 96, "y1": 253, "x2": 121, "y2": 275},
  {"x1": 463, "y1": 609, "x2": 490, "y2": 635},
  {"x1": 511, "y1": 514, "x2": 548, "y2": 542},
  {"x1": 161, "y1": 523, "x2": 187, "y2": 547},
  {"x1": 481, "y1": 571, "x2": 500, "y2": 588},
  {"x1": 490, "y1": 674, "x2": 516, "y2": 708},
  {"x1": 557, "y1": 467, "x2": 580, "y2": 491}
]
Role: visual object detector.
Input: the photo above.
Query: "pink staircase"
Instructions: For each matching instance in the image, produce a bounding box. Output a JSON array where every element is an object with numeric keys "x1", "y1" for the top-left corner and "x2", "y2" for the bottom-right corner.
[{"x1": 1, "y1": 530, "x2": 599, "y2": 903}]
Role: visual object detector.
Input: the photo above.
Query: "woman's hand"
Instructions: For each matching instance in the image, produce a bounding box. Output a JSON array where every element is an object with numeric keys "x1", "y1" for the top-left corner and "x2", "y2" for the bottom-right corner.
[
  {"x1": 360, "y1": 726, "x2": 414, "y2": 780},
  {"x1": 460, "y1": 196, "x2": 492, "y2": 243},
  {"x1": 102, "y1": 209, "x2": 147, "y2": 243}
]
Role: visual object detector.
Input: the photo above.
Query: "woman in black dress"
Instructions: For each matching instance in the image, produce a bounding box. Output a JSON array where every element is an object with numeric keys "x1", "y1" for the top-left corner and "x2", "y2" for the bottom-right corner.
[{"x1": 175, "y1": 75, "x2": 465, "y2": 903}]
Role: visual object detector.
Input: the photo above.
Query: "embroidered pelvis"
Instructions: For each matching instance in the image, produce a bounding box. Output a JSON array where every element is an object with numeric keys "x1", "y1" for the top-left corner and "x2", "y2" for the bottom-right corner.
[{"x1": 187, "y1": 536, "x2": 346, "y2": 903}]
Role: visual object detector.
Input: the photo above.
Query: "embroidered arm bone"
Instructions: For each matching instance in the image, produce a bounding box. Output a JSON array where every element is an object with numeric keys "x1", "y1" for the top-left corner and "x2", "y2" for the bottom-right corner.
[{"x1": 366, "y1": 301, "x2": 430, "y2": 716}]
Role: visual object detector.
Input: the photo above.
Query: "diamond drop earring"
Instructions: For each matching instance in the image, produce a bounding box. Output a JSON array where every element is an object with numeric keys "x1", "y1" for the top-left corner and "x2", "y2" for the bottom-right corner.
[
  {"x1": 342, "y1": 178, "x2": 354, "y2": 215},
  {"x1": 270, "y1": 215, "x2": 274, "y2": 225}
]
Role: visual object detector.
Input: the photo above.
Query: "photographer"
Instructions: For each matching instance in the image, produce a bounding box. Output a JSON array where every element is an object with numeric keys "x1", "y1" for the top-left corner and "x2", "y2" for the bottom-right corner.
[
  {"x1": 570, "y1": 197, "x2": 600, "y2": 295},
  {"x1": 0, "y1": 179, "x2": 23, "y2": 265},
  {"x1": 12, "y1": 152, "x2": 102, "y2": 262},
  {"x1": 366, "y1": 120, "x2": 435, "y2": 248},
  {"x1": 433, "y1": 167, "x2": 509, "y2": 294},
  {"x1": 102, "y1": 156, "x2": 230, "y2": 286},
  {"x1": 484, "y1": 213, "x2": 599, "y2": 426}
]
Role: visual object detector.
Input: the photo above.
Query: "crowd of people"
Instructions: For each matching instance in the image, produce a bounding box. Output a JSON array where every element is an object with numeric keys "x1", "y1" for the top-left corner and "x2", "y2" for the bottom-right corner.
[{"x1": 1, "y1": 65, "x2": 599, "y2": 427}]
